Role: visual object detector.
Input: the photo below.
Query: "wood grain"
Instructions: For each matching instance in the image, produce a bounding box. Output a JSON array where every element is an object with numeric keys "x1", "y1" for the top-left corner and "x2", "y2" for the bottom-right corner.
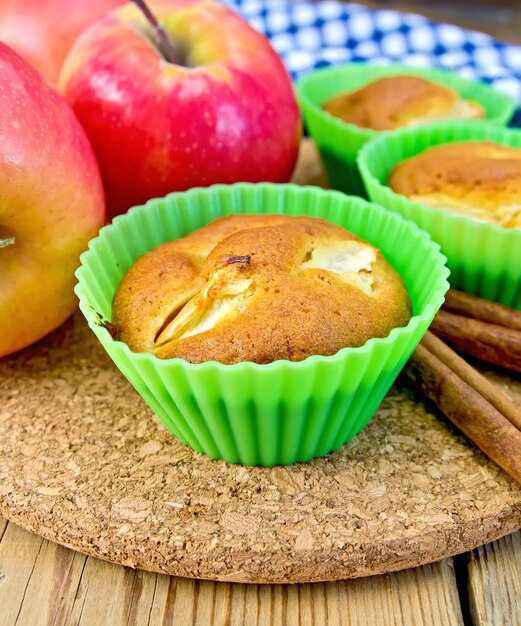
[
  {"x1": 4, "y1": 524, "x2": 519, "y2": 624},
  {"x1": 0, "y1": 522, "x2": 45, "y2": 625},
  {"x1": 0, "y1": 517, "x2": 7, "y2": 539},
  {"x1": 0, "y1": 518, "x2": 466, "y2": 626},
  {"x1": 466, "y1": 532, "x2": 521, "y2": 626},
  {"x1": 9, "y1": 536, "x2": 87, "y2": 626}
]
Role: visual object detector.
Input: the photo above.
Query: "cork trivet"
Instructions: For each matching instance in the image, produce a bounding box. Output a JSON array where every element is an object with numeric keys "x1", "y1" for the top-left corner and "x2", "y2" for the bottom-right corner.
[
  {"x1": 1, "y1": 313, "x2": 521, "y2": 584},
  {"x1": 2, "y1": 141, "x2": 521, "y2": 583}
]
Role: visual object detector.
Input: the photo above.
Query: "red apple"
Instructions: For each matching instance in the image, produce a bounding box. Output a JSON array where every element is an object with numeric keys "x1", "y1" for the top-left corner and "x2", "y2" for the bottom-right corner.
[
  {"x1": 0, "y1": 0, "x2": 124, "y2": 85},
  {"x1": 58, "y1": 0, "x2": 301, "y2": 219},
  {"x1": 0, "y1": 43, "x2": 105, "y2": 357}
]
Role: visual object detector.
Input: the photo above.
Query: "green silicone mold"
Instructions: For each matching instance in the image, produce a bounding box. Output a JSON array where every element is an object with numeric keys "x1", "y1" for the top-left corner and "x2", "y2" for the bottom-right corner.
[
  {"x1": 358, "y1": 121, "x2": 521, "y2": 309},
  {"x1": 76, "y1": 183, "x2": 449, "y2": 466},
  {"x1": 297, "y1": 63, "x2": 516, "y2": 196}
]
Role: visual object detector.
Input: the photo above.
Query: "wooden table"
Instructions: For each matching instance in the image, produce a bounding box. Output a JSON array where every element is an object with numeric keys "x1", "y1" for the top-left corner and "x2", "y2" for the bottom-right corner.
[
  {"x1": 2, "y1": 4, "x2": 521, "y2": 625},
  {"x1": 0, "y1": 518, "x2": 520, "y2": 624}
]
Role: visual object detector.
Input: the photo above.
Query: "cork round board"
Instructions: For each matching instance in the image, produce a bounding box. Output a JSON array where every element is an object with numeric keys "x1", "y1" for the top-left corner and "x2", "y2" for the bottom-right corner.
[
  {"x1": 1, "y1": 312, "x2": 521, "y2": 584},
  {"x1": 1, "y1": 144, "x2": 521, "y2": 584}
]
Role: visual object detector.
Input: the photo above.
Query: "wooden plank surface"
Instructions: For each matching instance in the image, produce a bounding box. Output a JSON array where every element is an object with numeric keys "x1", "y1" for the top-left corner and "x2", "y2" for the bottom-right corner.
[
  {"x1": 1, "y1": 524, "x2": 517, "y2": 624},
  {"x1": 466, "y1": 532, "x2": 521, "y2": 626},
  {"x1": 0, "y1": 518, "x2": 466, "y2": 626}
]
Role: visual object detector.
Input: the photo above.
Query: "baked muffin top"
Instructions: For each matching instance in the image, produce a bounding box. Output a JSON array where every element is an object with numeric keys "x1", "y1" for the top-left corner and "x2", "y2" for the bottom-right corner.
[
  {"x1": 389, "y1": 141, "x2": 521, "y2": 228},
  {"x1": 112, "y1": 214, "x2": 412, "y2": 364},
  {"x1": 322, "y1": 75, "x2": 484, "y2": 131}
]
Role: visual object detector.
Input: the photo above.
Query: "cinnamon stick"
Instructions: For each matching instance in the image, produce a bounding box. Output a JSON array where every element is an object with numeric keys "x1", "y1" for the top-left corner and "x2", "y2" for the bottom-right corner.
[
  {"x1": 406, "y1": 341, "x2": 521, "y2": 484},
  {"x1": 421, "y1": 331, "x2": 521, "y2": 430},
  {"x1": 443, "y1": 289, "x2": 521, "y2": 331},
  {"x1": 430, "y1": 309, "x2": 521, "y2": 373}
]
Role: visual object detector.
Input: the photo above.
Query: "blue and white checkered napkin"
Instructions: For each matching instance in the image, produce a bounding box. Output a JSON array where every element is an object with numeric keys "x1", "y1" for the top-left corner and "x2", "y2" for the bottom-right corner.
[{"x1": 225, "y1": 0, "x2": 521, "y2": 110}]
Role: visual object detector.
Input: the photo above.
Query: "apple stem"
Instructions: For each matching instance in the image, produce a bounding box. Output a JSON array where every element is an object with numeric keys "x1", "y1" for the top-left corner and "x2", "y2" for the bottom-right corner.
[
  {"x1": 0, "y1": 236, "x2": 15, "y2": 249},
  {"x1": 131, "y1": 0, "x2": 177, "y2": 63}
]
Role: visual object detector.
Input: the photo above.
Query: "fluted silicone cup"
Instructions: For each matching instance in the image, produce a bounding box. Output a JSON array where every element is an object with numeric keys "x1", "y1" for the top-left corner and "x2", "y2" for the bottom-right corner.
[
  {"x1": 297, "y1": 63, "x2": 516, "y2": 196},
  {"x1": 75, "y1": 183, "x2": 449, "y2": 466},
  {"x1": 358, "y1": 122, "x2": 521, "y2": 309}
]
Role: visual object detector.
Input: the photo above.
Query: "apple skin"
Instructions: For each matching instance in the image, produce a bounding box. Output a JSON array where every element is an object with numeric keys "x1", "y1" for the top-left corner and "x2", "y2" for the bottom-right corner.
[
  {"x1": 0, "y1": 43, "x2": 105, "y2": 358},
  {"x1": 58, "y1": 1, "x2": 301, "y2": 219},
  {"x1": 0, "y1": 0, "x2": 124, "y2": 85}
]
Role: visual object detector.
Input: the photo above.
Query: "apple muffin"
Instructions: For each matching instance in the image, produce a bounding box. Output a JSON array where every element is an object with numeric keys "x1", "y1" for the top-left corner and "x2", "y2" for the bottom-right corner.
[
  {"x1": 388, "y1": 141, "x2": 521, "y2": 229},
  {"x1": 112, "y1": 215, "x2": 412, "y2": 364},
  {"x1": 322, "y1": 75, "x2": 484, "y2": 131}
]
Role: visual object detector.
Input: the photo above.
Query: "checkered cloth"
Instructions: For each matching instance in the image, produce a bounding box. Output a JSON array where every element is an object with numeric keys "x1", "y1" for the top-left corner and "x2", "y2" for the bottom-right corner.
[{"x1": 225, "y1": 0, "x2": 521, "y2": 118}]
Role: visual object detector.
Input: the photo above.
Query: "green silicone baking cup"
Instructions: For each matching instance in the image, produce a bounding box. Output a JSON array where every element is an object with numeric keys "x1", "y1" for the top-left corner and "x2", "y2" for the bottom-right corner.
[
  {"x1": 358, "y1": 122, "x2": 521, "y2": 309},
  {"x1": 75, "y1": 183, "x2": 449, "y2": 466},
  {"x1": 297, "y1": 63, "x2": 516, "y2": 196}
]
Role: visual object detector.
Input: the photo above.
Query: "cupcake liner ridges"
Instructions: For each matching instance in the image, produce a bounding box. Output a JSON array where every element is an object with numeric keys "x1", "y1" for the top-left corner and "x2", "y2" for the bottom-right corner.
[
  {"x1": 76, "y1": 184, "x2": 449, "y2": 466},
  {"x1": 358, "y1": 122, "x2": 521, "y2": 309},
  {"x1": 297, "y1": 63, "x2": 516, "y2": 196}
]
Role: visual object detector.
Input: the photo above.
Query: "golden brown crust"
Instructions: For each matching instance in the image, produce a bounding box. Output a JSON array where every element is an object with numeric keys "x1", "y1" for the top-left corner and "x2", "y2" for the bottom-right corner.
[
  {"x1": 112, "y1": 215, "x2": 412, "y2": 364},
  {"x1": 322, "y1": 75, "x2": 484, "y2": 131},
  {"x1": 389, "y1": 141, "x2": 521, "y2": 228}
]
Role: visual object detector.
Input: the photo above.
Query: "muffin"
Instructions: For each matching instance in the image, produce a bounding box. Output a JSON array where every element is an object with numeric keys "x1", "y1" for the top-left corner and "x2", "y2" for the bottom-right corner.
[
  {"x1": 322, "y1": 75, "x2": 485, "y2": 131},
  {"x1": 388, "y1": 141, "x2": 521, "y2": 228},
  {"x1": 297, "y1": 64, "x2": 517, "y2": 196},
  {"x1": 76, "y1": 183, "x2": 449, "y2": 465},
  {"x1": 112, "y1": 214, "x2": 412, "y2": 364}
]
